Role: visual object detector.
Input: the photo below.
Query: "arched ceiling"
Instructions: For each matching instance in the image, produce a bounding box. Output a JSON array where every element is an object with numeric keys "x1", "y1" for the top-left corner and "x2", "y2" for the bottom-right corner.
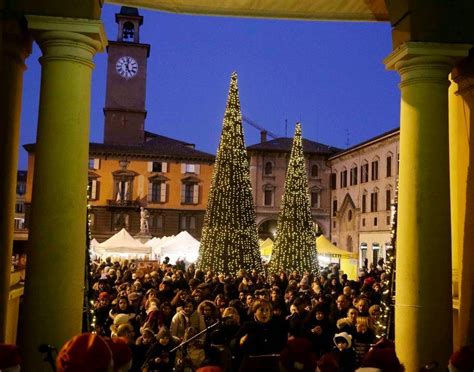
[{"x1": 106, "y1": 0, "x2": 389, "y2": 21}]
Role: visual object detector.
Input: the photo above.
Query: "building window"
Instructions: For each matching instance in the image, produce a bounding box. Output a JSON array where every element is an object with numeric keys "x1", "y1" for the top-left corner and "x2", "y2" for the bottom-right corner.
[
  {"x1": 311, "y1": 190, "x2": 320, "y2": 208},
  {"x1": 350, "y1": 167, "x2": 358, "y2": 186},
  {"x1": 180, "y1": 215, "x2": 197, "y2": 231},
  {"x1": 182, "y1": 183, "x2": 199, "y2": 204},
  {"x1": 14, "y1": 218, "x2": 24, "y2": 230},
  {"x1": 148, "y1": 181, "x2": 167, "y2": 203},
  {"x1": 362, "y1": 194, "x2": 367, "y2": 213},
  {"x1": 361, "y1": 163, "x2": 369, "y2": 183},
  {"x1": 348, "y1": 210, "x2": 352, "y2": 221},
  {"x1": 330, "y1": 173, "x2": 337, "y2": 190},
  {"x1": 340, "y1": 169, "x2": 348, "y2": 188},
  {"x1": 150, "y1": 215, "x2": 164, "y2": 230},
  {"x1": 15, "y1": 202, "x2": 24, "y2": 214},
  {"x1": 310, "y1": 164, "x2": 319, "y2": 178},
  {"x1": 16, "y1": 183, "x2": 26, "y2": 195},
  {"x1": 386, "y1": 189, "x2": 391, "y2": 210},
  {"x1": 264, "y1": 189, "x2": 273, "y2": 206},
  {"x1": 370, "y1": 192, "x2": 378, "y2": 212},
  {"x1": 332, "y1": 199, "x2": 338, "y2": 216},
  {"x1": 333, "y1": 220, "x2": 336, "y2": 228},
  {"x1": 371, "y1": 160, "x2": 379, "y2": 181},
  {"x1": 112, "y1": 213, "x2": 130, "y2": 231},
  {"x1": 362, "y1": 218, "x2": 366, "y2": 227},
  {"x1": 372, "y1": 244, "x2": 380, "y2": 266},
  {"x1": 360, "y1": 243, "x2": 368, "y2": 267},
  {"x1": 346, "y1": 235, "x2": 353, "y2": 252},
  {"x1": 89, "y1": 158, "x2": 100, "y2": 170},
  {"x1": 114, "y1": 177, "x2": 132, "y2": 202},
  {"x1": 122, "y1": 21, "x2": 135, "y2": 41},
  {"x1": 149, "y1": 161, "x2": 168, "y2": 173},
  {"x1": 264, "y1": 162, "x2": 273, "y2": 175},
  {"x1": 387, "y1": 215, "x2": 391, "y2": 225},
  {"x1": 182, "y1": 163, "x2": 200, "y2": 174},
  {"x1": 386, "y1": 156, "x2": 392, "y2": 177},
  {"x1": 88, "y1": 179, "x2": 99, "y2": 200},
  {"x1": 374, "y1": 217, "x2": 378, "y2": 226}
]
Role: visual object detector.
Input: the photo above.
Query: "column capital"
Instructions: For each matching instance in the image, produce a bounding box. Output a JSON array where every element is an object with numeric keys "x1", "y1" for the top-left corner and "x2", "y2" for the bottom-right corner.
[
  {"x1": 1, "y1": 18, "x2": 33, "y2": 70},
  {"x1": 384, "y1": 42, "x2": 471, "y2": 88},
  {"x1": 25, "y1": 15, "x2": 107, "y2": 53},
  {"x1": 385, "y1": 42, "x2": 471, "y2": 71}
]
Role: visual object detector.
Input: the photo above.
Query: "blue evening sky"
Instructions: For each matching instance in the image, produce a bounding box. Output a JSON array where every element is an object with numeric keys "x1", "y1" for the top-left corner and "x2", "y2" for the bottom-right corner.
[{"x1": 19, "y1": 4, "x2": 400, "y2": 169}]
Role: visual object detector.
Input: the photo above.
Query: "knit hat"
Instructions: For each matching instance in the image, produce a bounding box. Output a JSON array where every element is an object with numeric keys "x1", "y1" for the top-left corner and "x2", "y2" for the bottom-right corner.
[
  {"x1": 360, "y1": 338, "x2": 402, "y2": 372},
  {"x1": 279, "y1": 337, "x2": 318, "y2": 372},
  {"x1": 449, "y1": 346, "x2": 474, "y2": 372},
  {"x1": 334, "y1": 332, "x2": 352, "y2": 349},
  {"x1": 56, "y1": 333, "x2": 112, "y2": 371},
  {"x1": 105, "y1": 337, "x2": 132, "y2": 371},
  {"x1": 0, "y1": 344, "x2": 21, "y2": 370},
  {"x1": 316, "y1": 353, "x2": 339, "y2": 372},
  {"x1": 110, "y1": 314, "x2": 130, "y2": 334}
]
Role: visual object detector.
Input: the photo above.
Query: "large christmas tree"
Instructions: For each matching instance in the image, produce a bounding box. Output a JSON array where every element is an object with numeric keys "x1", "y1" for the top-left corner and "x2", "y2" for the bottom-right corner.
[
  {"x1": 268, "y1": 123, "x2": 319, "y2": 275},
  {"x1": 197, "y1": 72, "x2": 262, "y2": 275}
]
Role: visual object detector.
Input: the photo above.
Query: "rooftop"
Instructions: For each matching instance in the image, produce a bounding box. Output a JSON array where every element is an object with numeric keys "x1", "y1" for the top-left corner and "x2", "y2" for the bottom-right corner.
[{"x1": 247, "y1": 137, "x2": 341, "y2": 155}]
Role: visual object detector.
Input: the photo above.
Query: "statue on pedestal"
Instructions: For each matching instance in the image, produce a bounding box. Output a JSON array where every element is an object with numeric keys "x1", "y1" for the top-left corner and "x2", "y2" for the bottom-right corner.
[{"x1": 140, "y1": 207, "x2": 150, "y2": 233}]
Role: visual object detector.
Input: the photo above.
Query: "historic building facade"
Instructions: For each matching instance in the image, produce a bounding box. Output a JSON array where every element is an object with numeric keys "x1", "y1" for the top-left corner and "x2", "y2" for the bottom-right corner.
[
  {"x1": 247, "y1": 135, "x2": 340, "y2": 239},
  {"x1": 328, "y1": 128, "x2": 399, "y2": 268},
  {"x1": 23, "y1": 7, "x2": 214, "y2": 240}
]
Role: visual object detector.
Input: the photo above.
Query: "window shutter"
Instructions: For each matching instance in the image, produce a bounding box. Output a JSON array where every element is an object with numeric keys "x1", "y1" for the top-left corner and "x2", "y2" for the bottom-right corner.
[
  {"x1": 181, "y1": 163, "x2": 186, "y2": 174},
  {"x1": 95, "y1": 181, "x2": 100, "y2": 200},
  {"x1": 162, "y1": 162, "x2": 168, "y2": 173},
  {"x1": 195, "y1": 164, "x2": 200, "y2": 175},
  {"x1": 93, "y1": 158, "x2": 100, "y2": 170},
  {"x1": 147, "y1": 182, "x2": 153, "y2": 202},
  {"x1": 147, "y1": 162, "x2": 153, "y2": 172},
  {"x1": 91, "y1": 180, "x2": 97, "y2": 199},
  {"x1": 193, "y1": 184, "x2": 199, "y2": 204},
  {"x1": 181, "y1": 183, "x2": 186, "y2": 203},
  {"x1": 160, "y1": 182, "x2": 167, "y2": 202}
]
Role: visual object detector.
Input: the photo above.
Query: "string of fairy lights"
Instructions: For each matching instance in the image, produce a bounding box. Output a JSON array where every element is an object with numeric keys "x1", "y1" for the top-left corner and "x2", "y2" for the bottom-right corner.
[
  {"x1": 268, "y1": 124, "x2": 320, "y2": 275},
  {"x1": 197, "y1": 72, "x2": 263, "y2": 275},
  {"x1": 85, "y1": 188, "x2": 97, "y2": 333},
  {"x1": 374, "y1": 177, "x2": 398, "y2": 340}
]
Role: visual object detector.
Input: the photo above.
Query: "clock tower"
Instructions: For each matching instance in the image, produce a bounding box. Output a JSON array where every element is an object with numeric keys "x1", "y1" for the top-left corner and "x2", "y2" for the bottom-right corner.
[{"x1": 103, "y1": 6, "x2": 150, "y2": 145}]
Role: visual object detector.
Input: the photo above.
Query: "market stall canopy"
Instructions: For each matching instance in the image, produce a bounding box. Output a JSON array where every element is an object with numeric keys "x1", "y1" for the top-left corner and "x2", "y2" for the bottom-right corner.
[
  {"x1": 317, "y1": 235, "x2": 356, "y2": 258},
  {"x1": 109, "y1": 0, "x2": 389, "y2": 21},
  {"x1": 259, "y1": 238, "x2": 274, "y2": 257},
  {"x1": 94, "y1": 228, "x2": 152, "y2": 257},
  {"x1": 90, "y1": 238, "x2": 99, "y2": 249},
  {"x1": 156, "y1": 231, "x2": 200, "y2": 264}
]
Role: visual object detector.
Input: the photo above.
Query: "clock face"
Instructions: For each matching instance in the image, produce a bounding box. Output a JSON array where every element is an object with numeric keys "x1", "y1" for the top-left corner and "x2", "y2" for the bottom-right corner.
[{"x1": 115, "y1": 56, "x2": 138, "y2": 79}]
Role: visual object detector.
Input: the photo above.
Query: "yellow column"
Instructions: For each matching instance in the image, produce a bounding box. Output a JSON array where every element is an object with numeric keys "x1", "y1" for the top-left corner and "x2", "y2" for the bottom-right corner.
[
  {"x1": 449, "y1": 57, "x2": 474, "y2": 348},
  {"x1": 384, "y1": 42, "x2": 471, "y2": 371},
  {"x1": 20, "y1": 16, "x2": 106, "y2": 371},
  {"x1": 0, "y1": 18, "x2": 32, "y2": 343}
]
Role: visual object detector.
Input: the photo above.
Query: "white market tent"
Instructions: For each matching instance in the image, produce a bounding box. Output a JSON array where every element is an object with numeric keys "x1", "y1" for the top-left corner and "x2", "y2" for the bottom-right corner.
[
  {"x1": 154, "y1": 231, "x2": 200, "y2": 265},
  {"x1": 90, "y1": 238, "x2": 99, "y2": 249},
  {"x1": 94, "y1": 228, "x2": 152, "y2": 258}
]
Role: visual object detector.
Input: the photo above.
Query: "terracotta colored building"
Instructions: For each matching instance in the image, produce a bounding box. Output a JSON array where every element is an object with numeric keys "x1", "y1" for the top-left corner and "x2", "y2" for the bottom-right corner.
[{"x1": 23, "y1": 8, "x2": 214, "y2": 240}]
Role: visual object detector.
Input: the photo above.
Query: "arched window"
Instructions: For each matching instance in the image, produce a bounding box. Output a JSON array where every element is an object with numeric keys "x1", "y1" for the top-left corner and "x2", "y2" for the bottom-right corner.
[
  {"x1": 347, "y1": 235, "x2": 353, "y2": 252},
  {"x1": 311, "y1": 164, "x2": 319, "y2": 177},
  {"x1": 348, "y1": 209, "x2": 353, "y2": 221},
  {"x1": 122, "y1": 22, "x2": 135, "y2": 42},
  {"x1": 264, "y1": 161, "x2": 273, "y2": 175}
]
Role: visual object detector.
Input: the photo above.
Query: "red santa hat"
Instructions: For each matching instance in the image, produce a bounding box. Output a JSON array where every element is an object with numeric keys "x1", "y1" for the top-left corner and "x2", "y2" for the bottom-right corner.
[
  {"x1": 56, "y1": 333, "x2": 113, "y2": 371},
  {"x1": 449, "y1": 346, "x2": 474, "y2": 372},
  {"x1": 0, "y1": 344, "x2": 21, "y2": 370}
]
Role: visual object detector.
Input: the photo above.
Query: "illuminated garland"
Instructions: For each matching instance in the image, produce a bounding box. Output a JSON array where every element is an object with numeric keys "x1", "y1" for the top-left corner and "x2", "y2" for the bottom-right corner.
[
  {"x1": 84, "y1": 189, "x2": 96, "y2": 333},
  {"x1": 375, "y1": 177, "x2": 398, "y2": 340},
  {"x1": 268, "y1": 124, "x2": 319, "y2": 275},
  {"x1": 197, "y1": 72, "x2": 263, "y2": 275}
]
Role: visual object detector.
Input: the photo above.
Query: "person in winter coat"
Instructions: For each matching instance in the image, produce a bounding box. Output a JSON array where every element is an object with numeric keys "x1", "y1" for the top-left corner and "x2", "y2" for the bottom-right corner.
[
  {"x1": 304, "y1": 304, "x2": 335, "y2": 356},
  {"x1": 331, "y1": 332, "x2": 357, "y2": 372}
]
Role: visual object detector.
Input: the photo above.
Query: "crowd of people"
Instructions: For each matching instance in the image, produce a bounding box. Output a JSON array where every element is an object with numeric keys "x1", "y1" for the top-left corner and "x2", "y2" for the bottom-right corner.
[{"x1": 79, "y1": 257, "x2": 404, "y2": 372}]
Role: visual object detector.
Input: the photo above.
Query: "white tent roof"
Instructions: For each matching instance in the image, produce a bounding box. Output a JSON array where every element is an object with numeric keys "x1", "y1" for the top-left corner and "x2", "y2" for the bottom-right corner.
[
  {"x1": 90, "y1": 238, "x2": 99, "y2": 248},
  {"x1": 95, "y1": 228, "x2": 151, "y2": 256},
  {"x1": 155, "y1": 231, "x2": 200, "y2": 264}
]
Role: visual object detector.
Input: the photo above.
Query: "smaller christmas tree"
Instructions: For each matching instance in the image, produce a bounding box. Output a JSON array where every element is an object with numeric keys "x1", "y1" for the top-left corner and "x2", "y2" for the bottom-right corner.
[{"x1": 268, "y1": 123, "x2": 319, "y2": 275}]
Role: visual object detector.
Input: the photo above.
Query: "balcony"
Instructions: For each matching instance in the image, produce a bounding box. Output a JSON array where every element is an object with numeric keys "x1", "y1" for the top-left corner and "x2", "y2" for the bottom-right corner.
[{"x1": 107, "y1": 199, "x2": 136, "y2": 207}]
